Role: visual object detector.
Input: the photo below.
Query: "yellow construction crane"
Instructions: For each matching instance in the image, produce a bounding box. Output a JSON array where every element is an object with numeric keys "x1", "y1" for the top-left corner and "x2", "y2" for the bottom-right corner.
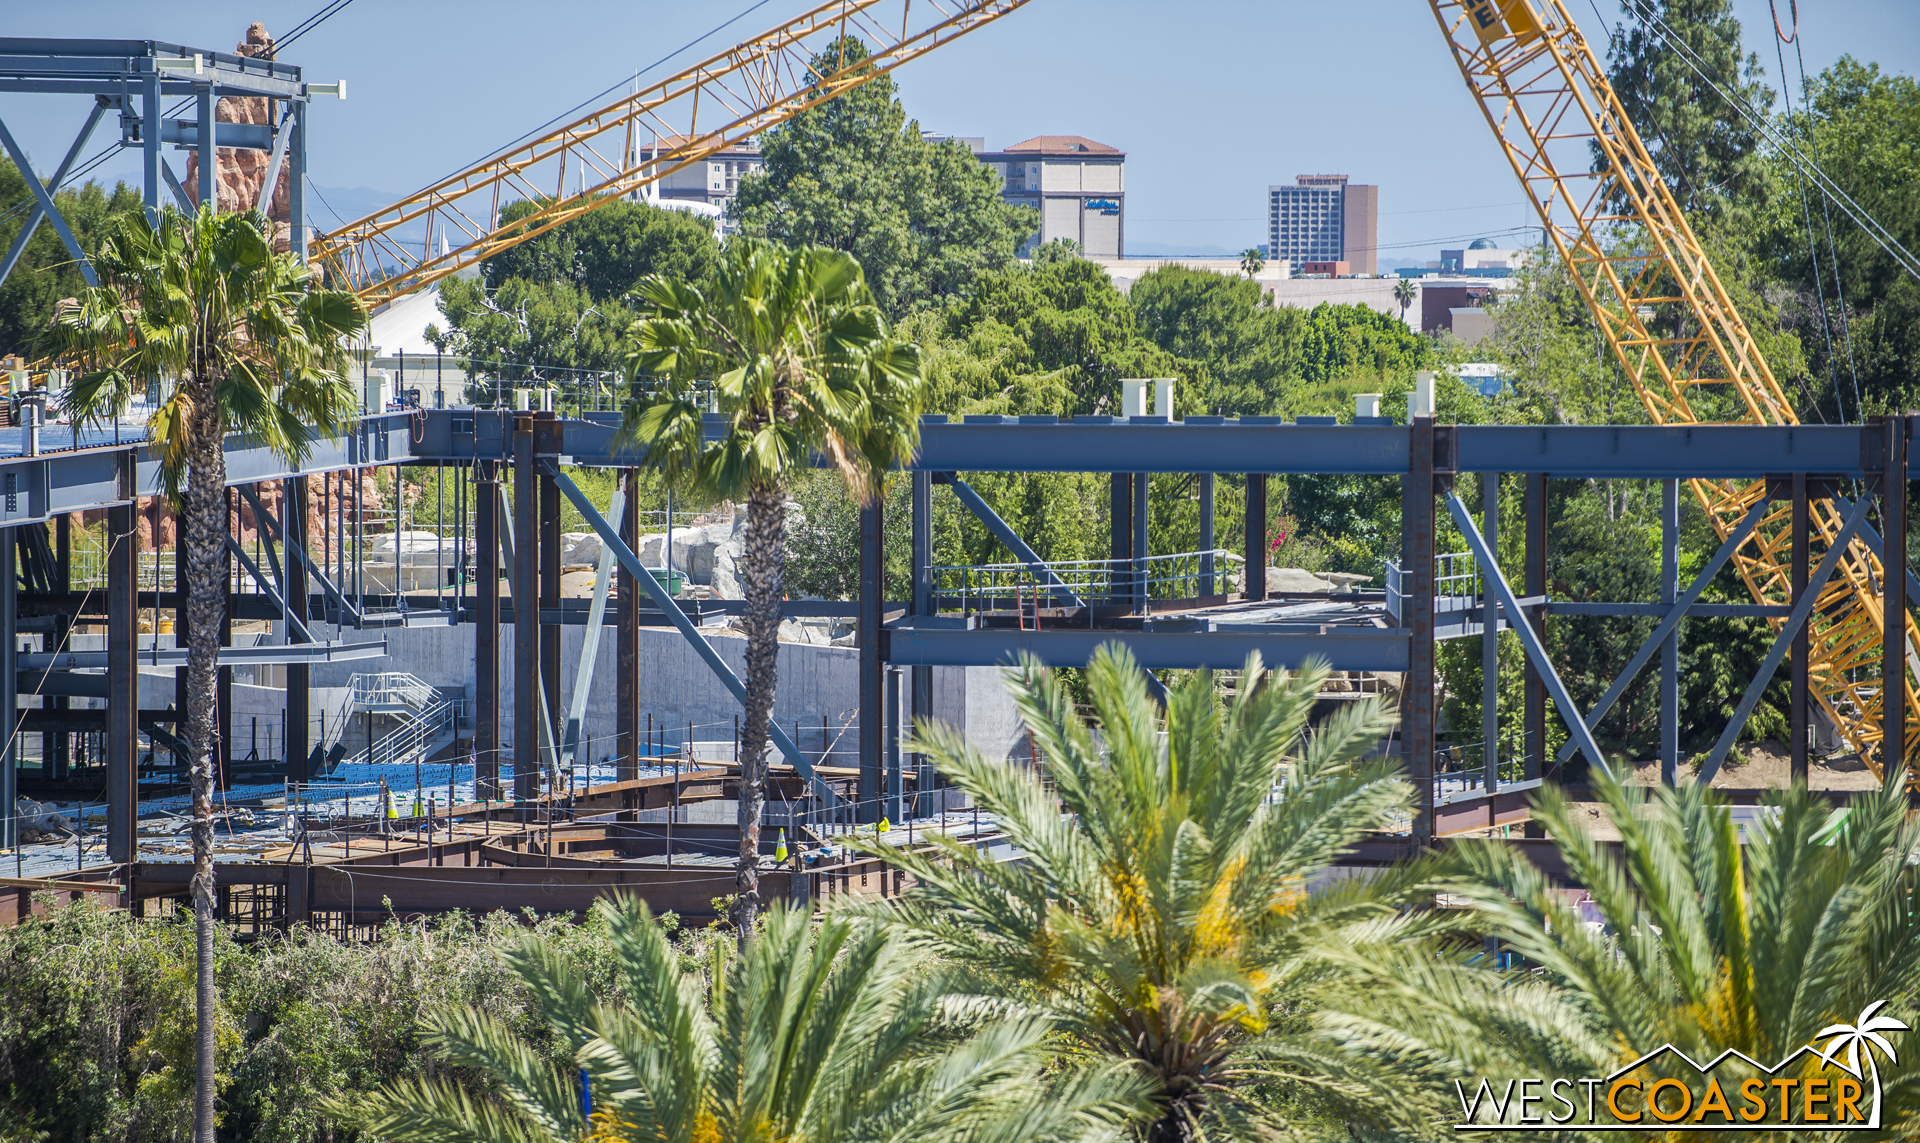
[
  {"x1": 303, "y1": 0, "x2": 1911, "y2": 766},
  {"x1": 309, "y1": 0, "x2": 1028, "y2": 310},
  {"x1": 1429, "y1": 0, "x2": 1913, "y2": 770}
]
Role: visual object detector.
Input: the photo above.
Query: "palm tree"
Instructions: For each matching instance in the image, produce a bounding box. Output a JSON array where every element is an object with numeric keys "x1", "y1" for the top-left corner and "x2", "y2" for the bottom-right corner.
[
  {"x1": 620, "y1": 238, "x2": 923, "y2": 942},
  {"x1": 350, "y1": 900, "x2": 1147, "y2": 1143},
  {"x1": 42, "y1": 204, "x2": 363, "y2": 1142},
  {"x1": 1393, "y1": 276, "x2": 1416, "y2": 322},
  {"x1": 1381, "y1": 770, "x2": 1920, "y2": 1133},
  {"x1": 1818, "y1": 999, "x2": 1910, "y2": 1114},
  {"x1": 857, "y1": 644, "x2": 1444, "y2": 1141},
  {"x1": 1239, "y1": 248, "x2": 1264, "y2": 278}
]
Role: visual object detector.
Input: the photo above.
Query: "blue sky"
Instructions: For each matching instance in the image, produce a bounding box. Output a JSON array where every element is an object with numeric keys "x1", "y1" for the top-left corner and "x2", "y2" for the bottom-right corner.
[{"x1": 3, "y1": 0, "x2": 1914, "y2": 262}]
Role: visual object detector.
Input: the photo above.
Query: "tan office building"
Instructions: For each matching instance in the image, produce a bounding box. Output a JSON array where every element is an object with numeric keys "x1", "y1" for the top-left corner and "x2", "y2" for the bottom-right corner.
[{"x1": 978, "y1": 135, "x2": 1126, "y2": 258}]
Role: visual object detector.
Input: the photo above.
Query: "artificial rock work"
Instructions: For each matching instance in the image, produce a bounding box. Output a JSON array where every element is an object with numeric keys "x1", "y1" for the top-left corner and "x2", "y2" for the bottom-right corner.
[{"x1": 181, "y1": 22, "x2": 293, "y2": 251}]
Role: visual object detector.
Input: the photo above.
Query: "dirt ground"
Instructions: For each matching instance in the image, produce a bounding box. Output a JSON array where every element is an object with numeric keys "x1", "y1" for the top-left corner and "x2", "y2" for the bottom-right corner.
[{"x1": 1547, "y1": 740, "x2": 1881, "y2": 842}]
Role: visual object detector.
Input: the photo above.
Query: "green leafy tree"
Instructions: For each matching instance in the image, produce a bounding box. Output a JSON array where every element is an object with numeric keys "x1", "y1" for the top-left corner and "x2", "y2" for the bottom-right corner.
[
  {"x1": 729, "y1": 39, "x2": 1036, "y2": 316},
  {"x1": 1408, "y1": 771, "x2": 1920, "y2": 1135},
  {"x1": 1763, "y1": 58, "x2": 1920, "y2": 415},
  {"x1": 861, "y1": 645, "x2": 1446, "y2": 1141},
  {"x1": 41, "y1": 204, "x2": 365, "y2": 1143},
  {"x1": 1128, "y1": 265, "x2": 1303, "y2": 416},
  {"x1": 0, "y1": 163, "x2": 144, "y2": 355},
  {"x1": 351, "y1": 901, "x2": 1147, "y2": 1143},
  {"x1": 1393, "y1": 275, "x2": 1416, "y2": 322},
  {"x1": 621, "y1": 239, "x2": 922, "y2": 941},
  {"x1": 1601, "y1": 0, "x2": 1775, "y2": 219},
  {"x1": 432, "y1": 198, "x2": 720, "y2": 393}
]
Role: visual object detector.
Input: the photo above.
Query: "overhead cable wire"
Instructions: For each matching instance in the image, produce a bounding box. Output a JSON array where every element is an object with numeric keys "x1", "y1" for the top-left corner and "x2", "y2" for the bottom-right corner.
[
  {"x1": 427, "y1": 0, "x2": 777, "y2": 191},
  {"x1": 1783, "y1": 1, "x2": 1863, "y2": 412},
  {"x1": 1614, "y1": 0, "x2": 1920, "y2": 285},
  {"x1": 273, "y1": 0, "x2": 358, "y2": 56},
  {"x1": 1767, "y1": 0, "x2": 1844, "y2": 422}
]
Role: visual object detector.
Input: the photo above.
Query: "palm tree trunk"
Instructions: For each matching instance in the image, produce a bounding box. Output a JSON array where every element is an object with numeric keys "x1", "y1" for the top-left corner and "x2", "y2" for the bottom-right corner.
[
  {"x1": 733, "y1": 482, "x2": 787, "y2": 947},
  {"x1": 182, "y1": 373, "x2": 228, "y2": 1143}
]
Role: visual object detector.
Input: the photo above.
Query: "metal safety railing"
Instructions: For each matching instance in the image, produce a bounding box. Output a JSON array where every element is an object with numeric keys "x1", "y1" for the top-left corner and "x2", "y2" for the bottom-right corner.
[
  {"x1": 1384, "y1": 552, "x2": 1481, "y2": 623},
  {"x1": 931, "y1": 549, "x2": 1244, "y2": 612}
]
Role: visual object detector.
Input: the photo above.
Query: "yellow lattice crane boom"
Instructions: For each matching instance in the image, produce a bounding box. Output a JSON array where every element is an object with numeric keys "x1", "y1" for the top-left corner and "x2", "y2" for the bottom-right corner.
[
  {"x1": 308, "y1": 0, "x2": 1029, "y2": 310},
  {"x1": 1428, "y1": 0, "x2": 1914, "y2": 769}
]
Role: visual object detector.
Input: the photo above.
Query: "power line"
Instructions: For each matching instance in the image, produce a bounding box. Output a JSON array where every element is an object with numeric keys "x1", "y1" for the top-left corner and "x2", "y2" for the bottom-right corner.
[
  {"x1": 273, "y1": 0, "x2": 358, "y2": 56},
  {"x1": 1768, "y1": 0, "x2": 1846, "y2": 422}
]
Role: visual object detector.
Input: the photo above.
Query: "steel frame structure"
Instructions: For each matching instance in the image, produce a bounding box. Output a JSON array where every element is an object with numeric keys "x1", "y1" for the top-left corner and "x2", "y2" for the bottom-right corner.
[
  {"x1": 0, "y1": 410, "x2": 1909, "y2": 891},
  {"x1": 309, "y1": 0, "x2": 1030, "y2": 309},
  {"x1": 1427, "y1": 0, "x2": 1916, "y2": 770},
  {"x1": 0, "y1": 38, "x2": 329, "y2": 289}
]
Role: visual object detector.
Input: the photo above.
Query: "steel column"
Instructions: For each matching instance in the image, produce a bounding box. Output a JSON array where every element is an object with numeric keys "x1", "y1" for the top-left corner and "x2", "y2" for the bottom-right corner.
[
  {"x1": 1132, "y1": 472, "x2": 1148, "y2": 612},
  {"x1": 1109, "y1": 473, "x2": 1132, "y2": 604},
  {"x1": 475, "y1": 461, "x2": 500, "y2": 798},
  {"x1": 1245, "y1": 474, "x2": 1267, "y2": 600},
  {"x1": 142, "y1": 74, "x2": 161, "y2": 225},
  {"x1": 910, "y1": 469, "x2": 932, "y2": 814},
  {"x1": 0, "y1": 530, "x2": 13, "y2": 850},
  {"x1": 50, "y1": 515, "x2": 70, "y2": 780},
  {"x1": 287, "y1": 101, "x2": 306, "y2": 261},
  {"x1": 106, "y1": 478, "x2": 137, "y2": 869},
  {"x1": 513, "y1": 419, "x2": 537, "y2": 811},
  {"x1": 1886, "y1": 415, "x2": 1909, "y2": 773},
  {"x1": 616, "y1": 469, "x2": 640, "y2": 783},
  {"x1": 1790, "y1": 472, "x2": 1808, "y2": 783},
  {"x1": 1523, "y1": 473, "x2": 1546, "y2": 785},
  {"x1": 284, "y1": 477, "x2": 310, "y2": 782},
  {"x1": 1407, "y1": 422, "x2": 1435, "y2": 844},
  {"x1": 1661, "y1": 478, "x2": 1680, "y2": 787},
  {"x1": 195, "y1": 86, "x2": 215, "y2": 208},
  {"x1": 885, "y1": 667, "x2": 903, "y2": 823},
  {"x1": 537, "y1": 415, "x2": 561, "y2": 784},
  {"x1": 859, "y1": 494, "x2": 884, "y2": 818},
  {"x1": 218, "y1": 490, "x2": 232, "y2": 787},
  {"x1": 1481, "y1": 473, "x2": 1499, "y2": 793},
  {"x1": 1199, "y1": 472, "x2": 1215, "y2": 596}
]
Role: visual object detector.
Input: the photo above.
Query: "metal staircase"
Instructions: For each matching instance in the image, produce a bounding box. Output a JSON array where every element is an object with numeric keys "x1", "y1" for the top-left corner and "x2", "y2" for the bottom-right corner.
[{"x1": 348, "y1": 672, "x2": 461, "y2": 770}]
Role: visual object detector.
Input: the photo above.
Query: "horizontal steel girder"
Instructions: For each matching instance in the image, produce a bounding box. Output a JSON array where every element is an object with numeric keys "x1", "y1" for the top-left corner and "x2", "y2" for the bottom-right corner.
[{"x1": 884, "y1": 625, "x2": 1411, "y2": 672}]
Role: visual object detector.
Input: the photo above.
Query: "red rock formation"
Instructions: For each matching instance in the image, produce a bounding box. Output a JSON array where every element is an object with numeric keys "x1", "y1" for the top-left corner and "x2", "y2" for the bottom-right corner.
[{"x1": 182, "y1": 23, "x2": 293, "y2": 251}]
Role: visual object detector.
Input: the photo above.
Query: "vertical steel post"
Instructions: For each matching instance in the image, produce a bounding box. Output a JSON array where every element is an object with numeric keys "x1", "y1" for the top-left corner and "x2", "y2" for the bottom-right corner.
[
  {"x1": 287, "y1": 101, "x2": 306, "y2": 262},
  {"x1": 0, "y1": 529, "x2": 13, "y2": 850},
  {"x1": 50, "y1": 514, "x2": 70, "y2": 779},
  {"x1": 537, "y1": 414, "x2": 562, "y2": 791},
  {"x1": 218, "y1": 489, "x2": 233, "y2": 788},
  {"x1": 616, "y1": 468, "x2": 640, "y2": 783},
  {"x1": 1662, "y1": 477, "x2": 1681, "y2": 787},
  {"x1": 910, "y1": 470, "x2": 932, "y2": 815},
  {"x1": 107, "y1": 466, "x2": 137, "y2": 871},
  {"x1": 1245, "y1": 474, "x2": 1267, "y2": 600},
  {"x1": 1481, "y1": 472, "x2": 1499, "y2": 793},
  {"x1": 1523, "y1": 472, "x2": 1547, "y2": 785},
  {"x1": 196, "y1": 87, "x2": 216, "y2": 208},
  {"x1": 1885, "y1": 416, "x2": 1908, "y2": 773},
  {"x1": 141, "y1": 75, "x2": 161, "y2": 225},
  {"x1": 284, "y1": 477, "x2": 310, "y2": 782},
  {"x1": 475, "y1": 460, "x2": 500, "y2": 799},
  {"x1": 1408, "y1": 418, "x2": 1436, "y2": 845},
  {"x1": 1109, "y1": 473, "x2": 1132, "y2": 603},
  {"x1": 1790, "y1": 473, "x2": 1808, "y2": 784},
  {"x1": 859, "y1": 494, "x2": 884, "y2": 818},
  {"x1": 885, "y1": 667, "x2": 903, "y2": 823},
  {"x1": 1132, "y1": 472, "x2": 1149, "y2": 612},
  {"x1": 1199, "y1": 472, "x2": 1215, "y2": 597},
  {"x1": 514, "y1": 418, "x2": 538, "y2": 813}
]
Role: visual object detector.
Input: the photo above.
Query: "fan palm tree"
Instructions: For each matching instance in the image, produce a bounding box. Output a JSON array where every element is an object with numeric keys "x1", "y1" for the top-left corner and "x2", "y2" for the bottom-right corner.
[
  {"x1": 1239, "y1": 248, "x2": 1264, "y2": 278},
  {"x1": 1393, "y1": 276, "x2": 1416, "y2": 322},
  {"x1": 1371, "y1": 770, "x2": 1920, "y2": 1132},
  {"x1": 620, "y1": 238, "x2": 923, "y2": 943},
  {"x1": 350, "y1": 900, "x2": 1148, "y2": 1143},
  {"x1": 41, "y1": 203, "x2": 364, "y2": 1143},
  {"x1": 856, "y1": 644, "x2": 1449, "y2": 1141}
]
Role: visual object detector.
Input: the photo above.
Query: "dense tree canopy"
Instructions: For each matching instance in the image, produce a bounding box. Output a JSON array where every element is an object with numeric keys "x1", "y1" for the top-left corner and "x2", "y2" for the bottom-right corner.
[
  {"x1": 0, "y1": 162, "x2": 143, "y2": 356},
  {"x1": 730, "y1": 40, "x2": 1035, "y2": 317},
  {"x1": 431, "y1": 197, "x2": 719, "y2": 383}
]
